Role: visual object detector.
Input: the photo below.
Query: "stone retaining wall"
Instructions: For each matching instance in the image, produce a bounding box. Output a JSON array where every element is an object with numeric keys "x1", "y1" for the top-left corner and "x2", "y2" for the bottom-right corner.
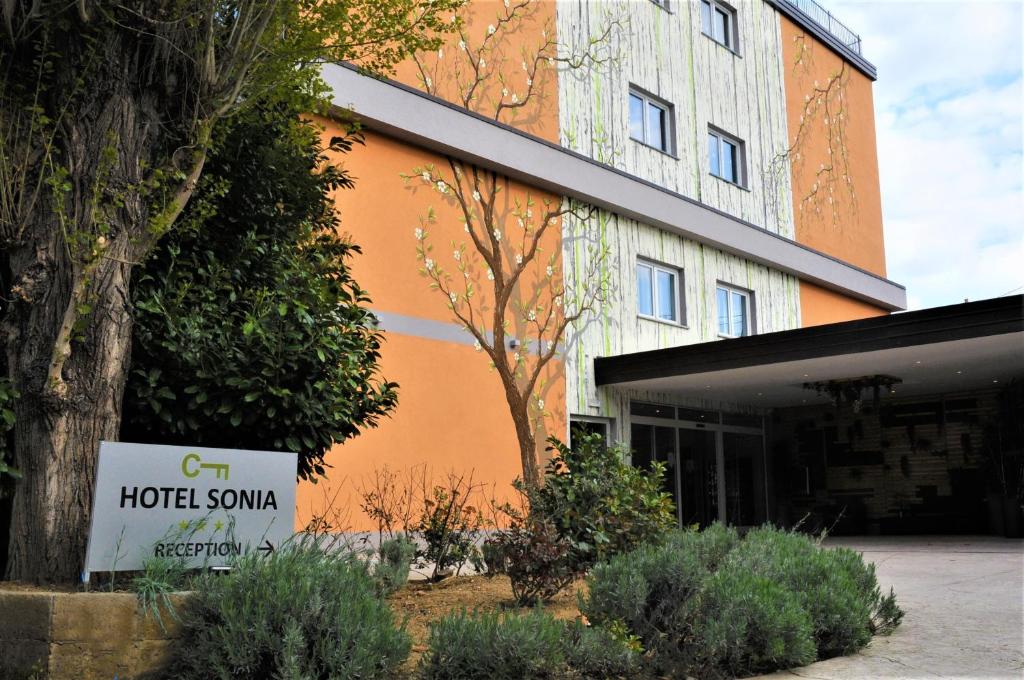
[{"x1": 0, "y1": 589, "x2": 186, "y2": 680}]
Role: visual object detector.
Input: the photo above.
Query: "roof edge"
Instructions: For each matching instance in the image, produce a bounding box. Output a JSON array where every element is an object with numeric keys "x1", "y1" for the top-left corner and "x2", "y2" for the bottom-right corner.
[
  {"x1": 765, "y1": 0, "x2": 878, "y2": 80},
  {"x1": 595, "y1": 295, "x2": 1024, "y2": 386}
]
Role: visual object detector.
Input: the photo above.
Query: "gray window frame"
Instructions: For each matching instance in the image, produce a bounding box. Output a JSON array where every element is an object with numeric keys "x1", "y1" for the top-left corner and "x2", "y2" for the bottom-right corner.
[
  {"x1": 570, "y1": 415, "x2": 616, "y2": 446},
  {"x1": 701, "y1": 0, "x2": 740, "y2": 52},
  {"x1": 716, "y1": 282, "x2": 754, "y2": 338},
  {"x1": 629, "y1": 86, "x2": 675, "y2": 155},
  {"x1": 637, "y1": 258, "x2": 685, "y2": 326},
  {"x1": 707, "y1": 126, "x2": 747, "y2": 187}
]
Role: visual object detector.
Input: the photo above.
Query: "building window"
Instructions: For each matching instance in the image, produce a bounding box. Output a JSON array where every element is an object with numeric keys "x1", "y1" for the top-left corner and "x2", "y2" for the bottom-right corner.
[
  {"x1": 570, "y1": 417, "x2": 612, "y2": 447},
  {"x1": 637, "y1": 260, "x2": 683, "y2": 323},
  {"x1": 716, "y1": 284, "x2": 752, "y2": 337},
  {"x1": 629, "y1": 88, "x2": 673, "y2": 153},
  {"x1": 708, "y1": 127, "x2": 745, "y2": 186},
  {"x1": 701, "y1": 0, "x2": 738, "y2": 50}
]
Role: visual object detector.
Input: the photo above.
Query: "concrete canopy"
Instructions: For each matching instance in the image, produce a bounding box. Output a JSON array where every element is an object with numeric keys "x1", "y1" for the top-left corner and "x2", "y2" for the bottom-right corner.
[{"x1": 595, "y1": 296, "x2": 1024, "y2": 409}]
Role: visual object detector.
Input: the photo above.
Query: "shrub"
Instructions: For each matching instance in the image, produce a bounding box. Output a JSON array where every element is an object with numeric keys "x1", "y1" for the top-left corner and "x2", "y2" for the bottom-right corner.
[
  {"x1": 583, "y1": 524, "x2": 903, "y2": 677},
  {"x1": 527, "y1": 434, "x2": 676, "y2": 572},
  {"x1": 668, "y1": 521, "x2": 740, "y2": 572},
  {"x1": 419, "y1": 609, "x2": 641, "y2": 680},
  {"x1": 581, "y1": 530, "x2": 711, "y2": 670},
  {"x1": 563, "y1": 620, "x2": 643, "y2": 679},
  {"x1": 415, "y1": 477, "x2": 487, "y2": 580},
  {"x1": 692, "y1": 565, "x2": 816, "y2": 677},
  {"x1": 374, "y1": 535, "x2": 416, "y2": 595},
  {"x1": 123, "y1": 102, "x2": 397, "y2": 481},
  {"x1": 419, "y1": 609, "x2": 566, "y2": 680},
  {"x1": 484, "y1": 520, "x2": 577, "y2": 605},
  {"x1": 170, "y1": 540, "x2": 410, "y2": 679},
  {"x1": 724, "y1": 527, "x2": 902, "y2": 657},
  {"x1": 132, "y1": 554, "x2": 192, "y2": 632},
  {"x1": 358, "y1": 466, "x2": 488, "y2": 581}
]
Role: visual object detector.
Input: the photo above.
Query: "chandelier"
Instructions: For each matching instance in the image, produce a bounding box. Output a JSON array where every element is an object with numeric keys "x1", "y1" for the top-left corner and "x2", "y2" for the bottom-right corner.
[{"x1": 802, "y1": 374, "x2": 902, "y2": 413}]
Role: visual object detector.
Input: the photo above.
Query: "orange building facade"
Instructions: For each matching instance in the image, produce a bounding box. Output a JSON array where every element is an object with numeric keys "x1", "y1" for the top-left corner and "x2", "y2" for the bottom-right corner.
[{"x1": 297, "y1": 0, "x2": 908, "y2": 531}]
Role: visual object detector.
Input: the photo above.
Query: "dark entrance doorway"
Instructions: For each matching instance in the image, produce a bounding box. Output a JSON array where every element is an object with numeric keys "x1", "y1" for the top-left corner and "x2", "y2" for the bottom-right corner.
[{"x1": 630, "y1": 402, "x2": 767, "y2": 528}]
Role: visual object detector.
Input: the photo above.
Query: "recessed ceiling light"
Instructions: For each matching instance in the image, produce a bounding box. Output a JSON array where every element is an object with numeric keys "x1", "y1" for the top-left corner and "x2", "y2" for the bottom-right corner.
[
  {"x1": 993, "y1": 379, "x2": 999, "y2": 383},
  {"x1": 956, "y1": 370, "x2": 962, "y2": 374},
  {"x1": 803, "y1": 374, "x2": 809, "y2": 378},
  {"x1": 915, "y1": 361, "x2": 922, "y2": 365}
]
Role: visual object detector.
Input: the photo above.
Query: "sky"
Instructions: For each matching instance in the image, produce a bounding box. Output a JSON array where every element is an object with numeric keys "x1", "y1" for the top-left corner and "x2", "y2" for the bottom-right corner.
[{"x1": 818, "y1": 0, "x2": 1024, "y2": 311}]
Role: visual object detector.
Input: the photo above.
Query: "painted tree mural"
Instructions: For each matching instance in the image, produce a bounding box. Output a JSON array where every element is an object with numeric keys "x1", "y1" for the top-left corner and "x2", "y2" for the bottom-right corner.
[
  {"x1": 769, "y1": 31, "x2": 856, "y2": 229},
  {"x1": 403, "y1": 0, "x2": 622, "y2": 488}
]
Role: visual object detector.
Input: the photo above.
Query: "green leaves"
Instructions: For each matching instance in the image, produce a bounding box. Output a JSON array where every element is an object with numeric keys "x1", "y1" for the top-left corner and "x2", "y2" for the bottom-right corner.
[
  {"x1": 123, "y1": 101, "x2": 397, "y2": 480},
  {"x1": 524, "y1": 434, "x2": 677, "y2": 572}
]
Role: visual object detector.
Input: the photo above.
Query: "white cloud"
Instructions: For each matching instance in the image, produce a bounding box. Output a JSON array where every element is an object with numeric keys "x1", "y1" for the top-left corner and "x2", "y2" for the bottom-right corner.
[{"x1": 820, "y1": 0, "x2": 1024, "y2": 309}]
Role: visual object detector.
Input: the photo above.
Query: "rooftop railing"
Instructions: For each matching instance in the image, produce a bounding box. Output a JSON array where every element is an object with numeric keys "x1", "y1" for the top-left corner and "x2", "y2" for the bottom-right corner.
[{"x1": 779, "y1": 0, "x2": 863, "y2": 55}]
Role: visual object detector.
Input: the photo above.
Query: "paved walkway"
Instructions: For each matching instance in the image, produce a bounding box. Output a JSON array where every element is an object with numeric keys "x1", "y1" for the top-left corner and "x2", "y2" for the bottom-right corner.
[{"x1": 752, "y1": 536, "x2": 1024, "y2": 680}]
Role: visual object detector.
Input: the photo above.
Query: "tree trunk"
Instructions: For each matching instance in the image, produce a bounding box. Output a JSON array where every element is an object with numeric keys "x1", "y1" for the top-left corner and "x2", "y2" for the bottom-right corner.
[
  {"x1": 3, "y1": 239, "x2": 134, "y2": 582},
  {"x1": 2, "y1": 46, "x2": 157, "y2": 581},
  {"x1": 517, "y1": 421, "x2": 540, "y2": 490},
  {"x1": 501, "y1": 383, "x2": 540, "y2": 489}
]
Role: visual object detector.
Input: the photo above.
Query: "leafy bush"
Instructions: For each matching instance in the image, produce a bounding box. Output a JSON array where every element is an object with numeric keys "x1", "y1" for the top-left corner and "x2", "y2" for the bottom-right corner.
[
  {"x1": 419, "y1": 609, "x2": 641, "y2": 680},
  {"x1": 562, "y1": 620, "x2": 643, "y2": 679},
  {"x1": 480, "y1": 435, "x2": 677, "y2": 604},
  {"x1": 669, "y1": 521, "x2": 740, "y2": 572},
  {"x1": 581, "y1": 524, "x2": 902, "y2": 677},
  {"x1": 582, "y1": 528, "x2": 718, "y2": 668},
  {"x1": 171, "y1": 540, "x2": 409, "y2": 679},
  {"x1": 725, "y1": 527, "x2": 902, "y2": 657},
  {"x1": 419, "y1": 609, "x2": 567, "y2": 680},
  {"x1": 693, "y1": 566, "x2": 816, "y2": 677},
  {"x1": 414, "y1": 476, "x2": 487, "y2": 580},
  {"x1": 123, "y1": 100, "x2": 397, "y2": 480},
  {"x1": 526, "y1": 433, "x2": 676, "y2": 572},
  {"x1": 358, "y1": 466, "x2": 488, "y2": 581},
  {"x1": 484, "y1": 519, "x2": 577, "y2": 604},
  {"x1": 374, "y1": 535, "x2": 416, "y2": 595}
]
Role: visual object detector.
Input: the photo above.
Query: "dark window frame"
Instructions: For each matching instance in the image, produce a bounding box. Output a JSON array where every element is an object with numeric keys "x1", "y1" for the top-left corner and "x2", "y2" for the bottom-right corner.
[
  {"x1": 700, "y1": 0, "x2": 740, "y2": 53},
  {"x1": 629, "y1": 86, "x2": 676, "y2": 156},
  {"x1": 708, "y1": 125, "x2": 747, "y2": 188}
]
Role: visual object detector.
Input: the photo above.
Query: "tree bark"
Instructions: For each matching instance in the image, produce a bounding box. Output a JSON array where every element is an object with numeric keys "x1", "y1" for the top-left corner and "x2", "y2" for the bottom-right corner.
[
  {"x1": 3, "y1": 238, "x2": 134, "y2": 582},
  {"x1": 2, "y1": 37, "x2": 159, "y2": 581},
  {"x1": 500, "y1": 383, "x2": 540, "y2": 490}
]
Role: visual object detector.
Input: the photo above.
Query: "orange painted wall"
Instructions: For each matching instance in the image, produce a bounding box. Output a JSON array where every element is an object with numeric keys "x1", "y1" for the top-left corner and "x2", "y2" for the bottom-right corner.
[
  {"x1": 391, "y1": 0, "x2": 558, "y2": 142},
  {"x1": 780, "y1": 16, "x2": 890, "y2": 326},
  {"x1": 295, "y1": 333, "x2": 565, "y2": 531},
  {"x1": 296, "y1": 114, "x2": 565, "y2": 530},
  {"x1": 800, "y1": 281, "x2": 887, "y2": 327}
]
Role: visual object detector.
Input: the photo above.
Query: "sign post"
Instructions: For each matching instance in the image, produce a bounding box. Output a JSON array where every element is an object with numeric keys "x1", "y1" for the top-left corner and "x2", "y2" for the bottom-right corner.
[{"x1": 83, "y1": 442, "x2": 296, "y2": 582}]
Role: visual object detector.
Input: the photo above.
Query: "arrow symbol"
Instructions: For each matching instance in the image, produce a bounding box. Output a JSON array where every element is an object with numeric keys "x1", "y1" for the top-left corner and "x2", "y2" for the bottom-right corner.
[{"x1": 257, "y1": 540, "x2": 274, "y2": 555}]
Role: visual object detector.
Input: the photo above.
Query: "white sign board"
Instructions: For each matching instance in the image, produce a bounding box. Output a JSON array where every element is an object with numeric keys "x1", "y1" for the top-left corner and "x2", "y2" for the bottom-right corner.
[{"x1": 84, "y1": 441, "x2": 296, "y2": 577}]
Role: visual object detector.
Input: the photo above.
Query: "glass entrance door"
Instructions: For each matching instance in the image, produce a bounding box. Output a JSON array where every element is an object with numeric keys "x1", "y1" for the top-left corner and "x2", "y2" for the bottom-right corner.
[
  {"x1": 630, "y1": 424, "x2": 681, "y2": 523},
  {"x1": 630, "y1": 402, "x2": 767, "y2": 528},
  {"x1": 722, "y1": 431, "x2": 767, "y2": 527},
  {"x1": 677, "y1": 428, "x2": 717, "y2": 527}
]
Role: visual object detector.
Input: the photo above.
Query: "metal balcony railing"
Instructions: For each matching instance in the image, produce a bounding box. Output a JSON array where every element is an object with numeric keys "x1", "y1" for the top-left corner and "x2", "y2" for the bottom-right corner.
[{"x1": 779, "y1": 0, "x2": 863, "y2": 55}]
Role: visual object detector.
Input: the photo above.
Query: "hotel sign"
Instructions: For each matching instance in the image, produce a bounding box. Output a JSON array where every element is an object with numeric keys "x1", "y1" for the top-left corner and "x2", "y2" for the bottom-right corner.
[{"x1": 83, "y1": 441, "x2": 296, "y2": 578}]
